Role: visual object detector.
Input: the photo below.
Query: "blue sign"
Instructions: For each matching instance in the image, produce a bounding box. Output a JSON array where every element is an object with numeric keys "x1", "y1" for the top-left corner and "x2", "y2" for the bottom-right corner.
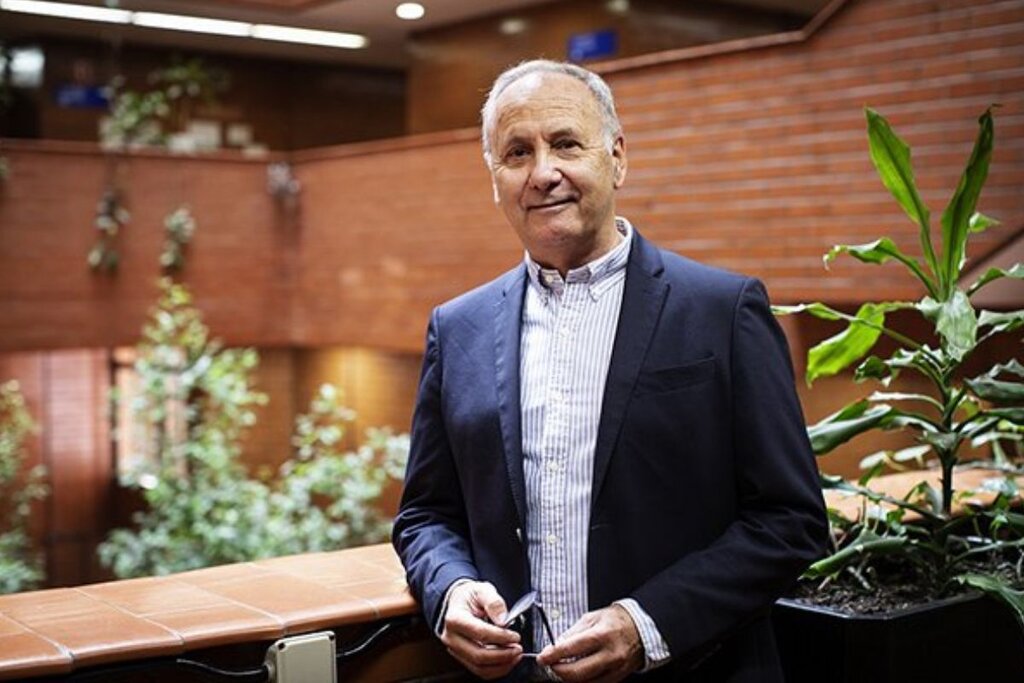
[
  {"x1": 567, "y1": 29, "x2": 618, "y2": 62},
  {"x1": 54, "y1": 84, "x2": 109, "y2": 109}
]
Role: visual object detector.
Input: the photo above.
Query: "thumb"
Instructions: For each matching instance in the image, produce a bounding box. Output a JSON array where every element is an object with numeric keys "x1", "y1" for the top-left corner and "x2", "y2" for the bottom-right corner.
[{"x1": 475, "y1": 582, "x2": 509, "y2": 625}]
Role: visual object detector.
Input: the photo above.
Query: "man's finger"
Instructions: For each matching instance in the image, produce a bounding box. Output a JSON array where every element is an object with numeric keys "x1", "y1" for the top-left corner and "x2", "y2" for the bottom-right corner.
[{"x1": 446, "y1": 611, "x2": 521, "y2": 646}]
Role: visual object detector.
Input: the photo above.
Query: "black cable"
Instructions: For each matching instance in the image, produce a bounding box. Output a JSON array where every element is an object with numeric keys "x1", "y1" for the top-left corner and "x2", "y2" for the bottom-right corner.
[
  {"x1": 174, "y1": 658, "x2": 269, "y2": 682},
  {"x1": 336, "y1": 615, "x2": 420, "y2": 663}
]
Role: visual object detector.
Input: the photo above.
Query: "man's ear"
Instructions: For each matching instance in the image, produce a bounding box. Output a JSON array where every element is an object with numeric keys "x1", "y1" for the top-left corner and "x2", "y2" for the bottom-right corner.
[{"x1": 612, "y1": 136, "x2": 627, "y2": 188}]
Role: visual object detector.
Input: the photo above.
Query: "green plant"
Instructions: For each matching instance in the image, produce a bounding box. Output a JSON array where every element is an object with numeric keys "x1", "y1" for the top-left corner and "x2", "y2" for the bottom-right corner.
[
  {"x1": 100, "y1": 58, "x2": 227, "y2": 150},
  {"x1": 88, "y1": 187, "x2": 130, "y2": 272},
  {"x1": 99, "y1": 280, "x2": 407, "y2": 578},
  {"x1": 160, "y1": 206, "x2": 196, "y2": 272},
  {"x1": 0, "y1": 381, "x2": 47, "y2": 594},
  {"x1": 775, "y1": 107, "x2": 1024, "y2": 618}
]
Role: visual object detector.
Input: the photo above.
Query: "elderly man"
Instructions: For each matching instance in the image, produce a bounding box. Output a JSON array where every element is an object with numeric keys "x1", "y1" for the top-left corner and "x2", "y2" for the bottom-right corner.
[{"x1": 393, "y1": 59, "x2": 827, "y2": 682}]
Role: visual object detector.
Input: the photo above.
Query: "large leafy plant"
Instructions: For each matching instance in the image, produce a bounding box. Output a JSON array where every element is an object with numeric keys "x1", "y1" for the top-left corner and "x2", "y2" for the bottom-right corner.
[
  {"x1": 99, "y1": 280, "x2": 407, "y2": 578},
  {"x1": 776, "y1": 108, "x2": 1024, "y2": 617},
  {"x1": 0, "y1": 381, "x2": 47, "y2": 594}
]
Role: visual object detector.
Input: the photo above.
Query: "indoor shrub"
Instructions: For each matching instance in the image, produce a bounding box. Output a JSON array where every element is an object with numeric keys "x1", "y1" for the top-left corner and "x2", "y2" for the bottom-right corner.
[
  {"x1": 0, "y1": 381, "x2": 47, "y2": 594},
  {"x1": 99, "y1": 280, "x2": 407, "y2": 578}
]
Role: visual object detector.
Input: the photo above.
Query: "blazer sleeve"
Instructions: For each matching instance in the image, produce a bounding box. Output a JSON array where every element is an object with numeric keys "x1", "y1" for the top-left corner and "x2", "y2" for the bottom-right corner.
[
  {"x1": 631, "y1": 278, "x2": 828, "y2": 661},
  {"x1": 392, "y1": 308, "x2": 480, "y2": 626}
]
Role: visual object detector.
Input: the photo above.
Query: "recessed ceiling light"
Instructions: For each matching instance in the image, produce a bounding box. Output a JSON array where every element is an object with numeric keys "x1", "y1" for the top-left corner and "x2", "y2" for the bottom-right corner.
[
  {"x1": 606, "y1": 0, "x2": 630, "y2": 14},
  {"x1": 0, "y1": 0, "x2": 130, "y2": 23},
  {"x1": 499, "y1": 18, "x2": 527, "y2": 35},
  {"x1": 396, "y1": 3, "x2": 425, "y2": 21}
]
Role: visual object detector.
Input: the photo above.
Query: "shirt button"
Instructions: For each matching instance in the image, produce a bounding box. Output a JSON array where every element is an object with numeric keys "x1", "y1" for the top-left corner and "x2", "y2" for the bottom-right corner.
[
  {"x1": 546, "y1": 533, "x2": 559, "y2": 545},
  {"x1": 549, "y1": 607, "x2": 562, "y2": 620}
]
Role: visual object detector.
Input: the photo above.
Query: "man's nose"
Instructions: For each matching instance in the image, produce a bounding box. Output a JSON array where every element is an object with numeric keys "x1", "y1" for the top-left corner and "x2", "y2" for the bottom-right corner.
[{"x1": 528, "y1": 150, "x2": 562, "y2": 190}]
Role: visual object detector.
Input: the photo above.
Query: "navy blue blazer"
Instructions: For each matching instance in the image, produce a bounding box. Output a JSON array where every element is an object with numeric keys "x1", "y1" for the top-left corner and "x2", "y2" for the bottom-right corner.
[{"x1": 393, "y1": 230, "x2": 827, "y2": 681}]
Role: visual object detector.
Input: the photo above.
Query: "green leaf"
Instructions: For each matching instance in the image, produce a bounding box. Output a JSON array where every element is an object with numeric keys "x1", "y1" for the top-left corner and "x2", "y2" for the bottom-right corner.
[
  {"x1": 772, "y1": 302, "x2": 842, "y2": 321},
  {"x1": 918, "y1": 291, "x2": 977, "y2": 362},
  {"x1": 986, "y1": 408, "x2": 1024, "y2": 426},
  {"x1": 808, "y1": 400, "x2": 893, "y2": 454},
  {"x1": 978, "y1": 309, "x2": 1024, "y2": 334},
  {"x1": 955, "y1": 574, "x2": 1024, "y2": 626},
  {"x1": 855, "y1": 355, "x2": 891, "y2": 382},
  {"x1": 968, "y1": 263, "x2": 1024, "y2": 296},
  {"x1": 968, "y1": 212, "x2": 1000, "y2": 234},
  {"x1": 966, "y1": 360, "x2": 1024, "y2": 403},
  {"x1": 940, "y1": 108, "x2": 994, "y2": 290},
  {"x1": 865, "y1": 107, "x2": 938, "y2": 286},
  {"x1": 807, "y1": 304, "x2": 885, "y2": 384},
  {"x1": 824, "y1": 238, "x2": 936, "y2": 297}
]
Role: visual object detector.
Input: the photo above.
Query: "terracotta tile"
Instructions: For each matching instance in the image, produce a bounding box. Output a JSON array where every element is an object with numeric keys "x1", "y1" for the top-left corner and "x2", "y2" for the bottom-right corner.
[
  {"x1": 2, "y1": 589, "x2": 183, "y2": 668},
  {"x1": 146, "y1": 604, "x2": 285, "y2": 650},
  {"x1": 81, "y1": 578, "x2": 238, "y2": 617},
  {"x1": 0, "y1": 633, "x2": 73, "y2": 680},
  {"x1": 351, "y1": 580, "x2": 417, "y2": 620},
  {"x1": 257, "y1": 551, "x2": 393, "y2": 586},
  {"x1": 175, "y1": 562, "x2": 271, "y2": 588},
  {"x1": 201, "y1": 575, "x2": 377, "y2": 632}
]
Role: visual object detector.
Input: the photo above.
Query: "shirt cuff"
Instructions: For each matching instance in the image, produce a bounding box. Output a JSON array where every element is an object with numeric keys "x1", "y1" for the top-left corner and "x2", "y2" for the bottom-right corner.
[
  {"x1": 434, "y1": 578, "x2": 475, "y2": 636},
  {"x1": 614, "y1": 598, "x2": 672, "y2": 672}
]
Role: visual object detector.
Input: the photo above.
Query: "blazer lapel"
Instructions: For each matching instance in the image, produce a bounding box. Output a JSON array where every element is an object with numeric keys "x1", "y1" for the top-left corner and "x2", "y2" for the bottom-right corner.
[
  {"x1": 494, "y1": 266, "x2": 528, "y2": 528},
  {"x1": 592, "y1": 233, "x2": 669, "y2": 509}
]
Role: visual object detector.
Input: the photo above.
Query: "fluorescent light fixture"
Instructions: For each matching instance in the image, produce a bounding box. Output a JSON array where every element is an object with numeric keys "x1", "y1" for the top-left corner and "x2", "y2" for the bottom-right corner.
[
  {"x1": 0, "y1": 0, "x2": 130, "y2": 23},
  {"x1": 0, "y1": 0, "x2": 369, "y2": 50},
  {"x1": 132, "y1": 12, "x2": 250, "y2": 37},
  {"x1": 395, "y1": 2, "x2": 425, "y2": 20},
  {"x1": 252, "y1": 24, "x2": 367, "y2": 49}
]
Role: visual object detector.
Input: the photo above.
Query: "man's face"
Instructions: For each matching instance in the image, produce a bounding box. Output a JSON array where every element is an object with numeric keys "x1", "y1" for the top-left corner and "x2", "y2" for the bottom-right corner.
[{"x1": 488, "y1": 72, "x2": 626, "y2": 272}]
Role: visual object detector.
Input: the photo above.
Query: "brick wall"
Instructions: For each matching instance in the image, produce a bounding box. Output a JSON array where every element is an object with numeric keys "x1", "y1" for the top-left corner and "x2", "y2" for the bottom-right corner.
[{"x1": 2, "y1": 0, "x2": 1020, "y2": 353}]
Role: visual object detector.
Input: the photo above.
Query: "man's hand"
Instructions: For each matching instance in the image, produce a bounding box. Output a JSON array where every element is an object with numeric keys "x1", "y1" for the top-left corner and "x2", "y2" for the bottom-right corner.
[
  {"x1": 441, "y1": 581, "x2": 522, "y2": 679},
  {"x1": 537, "y1": 604, "x2": 643, "y2": 683}
]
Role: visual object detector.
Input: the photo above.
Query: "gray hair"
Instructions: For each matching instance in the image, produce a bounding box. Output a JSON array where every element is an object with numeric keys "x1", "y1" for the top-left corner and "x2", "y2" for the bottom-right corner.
[{"x1": 480, "y1": 59, "x2": 622, "y2": 167}]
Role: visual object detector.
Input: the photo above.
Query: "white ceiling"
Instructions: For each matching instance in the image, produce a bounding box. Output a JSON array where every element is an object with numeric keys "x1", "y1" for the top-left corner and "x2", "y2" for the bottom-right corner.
[{"x1": 0, "y1": 0, "x2": 826, "y2": 69}]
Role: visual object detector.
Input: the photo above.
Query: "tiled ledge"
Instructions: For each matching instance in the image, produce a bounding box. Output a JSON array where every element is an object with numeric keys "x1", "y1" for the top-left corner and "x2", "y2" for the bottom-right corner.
[
  {"x1": 824, "y1": 466, "x2": 1016, "y2": 521},
  {"x1": 0, "y1": 544, "x2": 416, "y2": 681}
]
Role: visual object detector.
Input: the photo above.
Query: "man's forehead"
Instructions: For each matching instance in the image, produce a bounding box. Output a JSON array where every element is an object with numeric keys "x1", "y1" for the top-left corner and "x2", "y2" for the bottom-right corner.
[
  {"x1": 497, "y1": 71, "x2": 592, "y2": 107},
  {"x1": 493, "y1": 72, "x2": 601, "y2": 134}
]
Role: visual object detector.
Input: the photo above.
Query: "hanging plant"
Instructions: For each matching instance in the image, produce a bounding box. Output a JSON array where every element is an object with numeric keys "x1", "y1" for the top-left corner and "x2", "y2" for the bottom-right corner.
[
  {"x1": 88, "y1": 187, "x2": 130, "y2": 272},
  {"x1": 160, "y1": 206, "x2": 196, "y2": 272}
]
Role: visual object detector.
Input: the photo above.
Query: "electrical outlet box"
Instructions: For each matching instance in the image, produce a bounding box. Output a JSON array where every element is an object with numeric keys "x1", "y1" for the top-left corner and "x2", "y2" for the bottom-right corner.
[{"x1": 265, "y1": 631, "x2": 336, "y2": 683}]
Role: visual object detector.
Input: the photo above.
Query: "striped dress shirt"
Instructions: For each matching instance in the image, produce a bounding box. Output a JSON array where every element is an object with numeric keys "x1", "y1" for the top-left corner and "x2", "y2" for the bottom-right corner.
[{"x1": 520, "y1": 217, "x2": 670, "y2": 669}]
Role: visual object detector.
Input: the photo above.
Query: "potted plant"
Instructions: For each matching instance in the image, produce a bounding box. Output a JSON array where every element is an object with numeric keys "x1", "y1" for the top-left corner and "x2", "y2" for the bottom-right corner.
[{"x1": 772, "y1": 106, "x2": 1024, "y2": 681}]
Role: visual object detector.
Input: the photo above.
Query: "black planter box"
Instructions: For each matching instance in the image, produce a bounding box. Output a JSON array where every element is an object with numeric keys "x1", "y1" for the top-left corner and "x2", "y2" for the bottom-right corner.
[{"x1": 772, "y1": 593, "x2": 1024, "y2": 682}]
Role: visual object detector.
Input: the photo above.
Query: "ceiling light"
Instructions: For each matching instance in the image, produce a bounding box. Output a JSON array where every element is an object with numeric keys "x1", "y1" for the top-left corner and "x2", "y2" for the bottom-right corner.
[
  {"x1": 395, "y1": 3, "x2": 425, "y2": 20},
  {"x1": 606, "y1": 0, "x2": 630, "y2": 13},
  {"x1": 0, "y1": 0, "x2": 369, "y2": 50},
  {"x1": 499, "y1": 18, "x2": 527, "y2": 35},
  {"x1": 133, "y1": 12, "x2": 250, "y2": 37},
  {"x1": 252, "y1": 24, "x2": 367, "y2": 49},
  {"x1": 0, "y1": 0, "x2": 130, "y2": 23}
]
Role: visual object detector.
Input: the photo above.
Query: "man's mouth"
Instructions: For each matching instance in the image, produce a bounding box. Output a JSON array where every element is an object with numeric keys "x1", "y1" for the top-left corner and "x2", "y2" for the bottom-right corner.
[{"x1": 528, "y1": 198, "x2": 575, "y2": 211}]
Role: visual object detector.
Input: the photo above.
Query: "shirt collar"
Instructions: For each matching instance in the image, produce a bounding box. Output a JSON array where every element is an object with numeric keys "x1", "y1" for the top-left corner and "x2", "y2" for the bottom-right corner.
[{"x1": 524, "y1": 217, "x2": 633, "y2": 301}]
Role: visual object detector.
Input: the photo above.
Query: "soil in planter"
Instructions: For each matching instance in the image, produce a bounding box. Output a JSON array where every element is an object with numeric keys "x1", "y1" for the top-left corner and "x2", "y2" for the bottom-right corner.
[{"x1": 787, "y1": 555, "x2": 1024, "y2": 615}]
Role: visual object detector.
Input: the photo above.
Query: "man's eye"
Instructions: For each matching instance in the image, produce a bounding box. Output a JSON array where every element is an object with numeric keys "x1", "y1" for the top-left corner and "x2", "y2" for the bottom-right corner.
[
  {"x1": 554, "y1": 139, "x2": 581, "y2": 150},
  {"x1": 504, "y1": 147, "x2": 529, "y2": 160}
]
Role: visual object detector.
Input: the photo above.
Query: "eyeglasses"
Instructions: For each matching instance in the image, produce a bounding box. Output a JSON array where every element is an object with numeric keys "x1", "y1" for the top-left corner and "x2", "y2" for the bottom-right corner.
[{"x1": 503, "y1": 590, "x2": 556, "y2": 652}]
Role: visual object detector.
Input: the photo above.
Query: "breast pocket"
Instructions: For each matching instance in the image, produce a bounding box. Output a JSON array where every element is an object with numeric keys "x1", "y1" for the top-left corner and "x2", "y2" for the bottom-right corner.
[{"x1": 634, "y1": 356, "x2": 716, "y2": 396}]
